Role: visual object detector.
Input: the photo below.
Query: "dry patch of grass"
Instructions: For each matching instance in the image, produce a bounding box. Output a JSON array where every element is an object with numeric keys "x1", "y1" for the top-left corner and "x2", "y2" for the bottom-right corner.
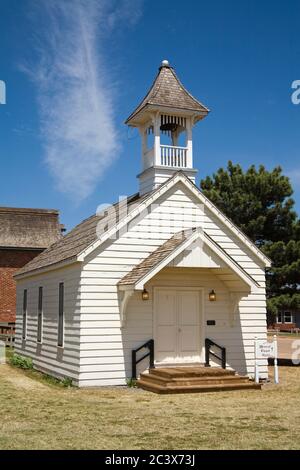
[
  {"x1": 268, "y1": 332, "x2": 300, "y2": 338},
  {"x1": 0, "y1": 364, "x2": 299, "y2": 450}
]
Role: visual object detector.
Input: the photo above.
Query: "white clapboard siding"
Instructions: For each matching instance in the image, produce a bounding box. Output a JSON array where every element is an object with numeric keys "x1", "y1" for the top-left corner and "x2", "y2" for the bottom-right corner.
[
  {"x1": 76, "y1": 183, "x2": 268, "y2": 386},
  {"x1": 15, "y1": 264, "x2": 81, "y2": 383}
]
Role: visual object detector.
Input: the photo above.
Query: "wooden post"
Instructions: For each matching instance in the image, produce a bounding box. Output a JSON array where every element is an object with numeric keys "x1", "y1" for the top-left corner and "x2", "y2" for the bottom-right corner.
[
  {"x1": 0, "y1": 340, "x2": 5, "y2": 364},
  {"x1": 254, "y1": 336, "x2": 259, "y2": 383},
  {"x1": 274, "y1": 334, "x2": 279, "y2": 384},
  {"x1": 154, "y1": 113, "x2": 161, "y2": 166},
  {"x1": 139, "y1": 125, "x2": 147, "y2": 171},
  {"x1": 186, "y1": 117, "x2": 193, "y2": 168}
]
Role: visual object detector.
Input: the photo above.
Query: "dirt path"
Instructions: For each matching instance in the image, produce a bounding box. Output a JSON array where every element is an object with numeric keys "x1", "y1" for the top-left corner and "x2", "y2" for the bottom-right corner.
[
  {"x1": 0, "y1": 364, "x2": 47, "y2": 391},
  {"x1": 277, "y1": 336, "x2": 300, "y2": 360}
]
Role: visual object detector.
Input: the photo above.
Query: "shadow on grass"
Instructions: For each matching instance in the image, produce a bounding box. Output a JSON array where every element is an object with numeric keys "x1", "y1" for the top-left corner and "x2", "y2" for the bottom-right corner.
[{"x1": 268, "y1": 358, "x2": 300, "y2": 367}]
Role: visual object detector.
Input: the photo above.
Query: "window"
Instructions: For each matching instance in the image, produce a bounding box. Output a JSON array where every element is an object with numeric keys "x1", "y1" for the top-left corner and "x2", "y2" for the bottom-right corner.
[
  {"x1": 277, "y1": 311, "x2": 293, "y2": 323},
  {"x1": 22, "y1": 289, "x2": 27, "y2": 340},
  {"x1": 58, "y1": 282, "x2": 64, "y2": 347},
  {"x1": 283, "y1": 311, "x2": 293, "y2": 323},
  {"x1": 37, "y1": 287, "x2": 43, "y2": 343},
  {"x1": 277, "y1": 312, "x2": 283, "y2": 323}
]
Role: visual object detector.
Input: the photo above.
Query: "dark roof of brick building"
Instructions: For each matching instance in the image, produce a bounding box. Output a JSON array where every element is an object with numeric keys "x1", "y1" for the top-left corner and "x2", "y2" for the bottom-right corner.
[{"x1": 0, "y1": 207, "x2": 62, "y2": 250}]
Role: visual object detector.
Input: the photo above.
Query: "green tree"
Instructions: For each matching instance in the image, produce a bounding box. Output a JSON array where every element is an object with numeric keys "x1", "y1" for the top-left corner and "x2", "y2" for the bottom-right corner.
[{"x1": 200, "y1": 161, "x2": 300, "y2": 317}]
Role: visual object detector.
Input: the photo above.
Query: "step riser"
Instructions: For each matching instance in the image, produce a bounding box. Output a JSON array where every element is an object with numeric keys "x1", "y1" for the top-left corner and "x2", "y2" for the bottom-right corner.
[
  {"x1": 140, "y1": 376, "x2": 250, "y2": 387},
  {"x1": 137, "y1": 382, "x2": 261, "y2": 394},
  {"x1": 155, "y1": 363, "x2": 205, "y2": 368},
  {"x1": 137, "y1": 366, "x2": 260, "y2": 394},
  {"x1": 149, "y1": 370, "x2": 235, "y2": 379},
  {"x1": 140, "y1": 372, "x2": 247, "y2": 382}
]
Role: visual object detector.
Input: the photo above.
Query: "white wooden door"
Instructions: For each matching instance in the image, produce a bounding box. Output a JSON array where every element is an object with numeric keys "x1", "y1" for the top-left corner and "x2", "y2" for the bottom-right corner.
[
  {"x1": 155, "y1": 289, "x2": 177, "y2": 363},
  {"x1": 154, "y1": 288, "x2": 202, "y2": 364}
]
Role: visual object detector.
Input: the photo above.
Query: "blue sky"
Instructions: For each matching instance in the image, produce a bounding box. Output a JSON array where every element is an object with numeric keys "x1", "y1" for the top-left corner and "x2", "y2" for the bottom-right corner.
[{"x1": 0, "y1": 0, "x2": 299, "y2": 230}]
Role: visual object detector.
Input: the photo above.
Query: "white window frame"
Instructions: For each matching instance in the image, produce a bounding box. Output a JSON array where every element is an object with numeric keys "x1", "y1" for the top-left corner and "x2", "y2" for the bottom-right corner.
[
  {"x1": 276, "y1": 312, "x2": 283, "y2": 323},
  {"x1": 277, "y1": 311, "x2": 294, "y2": 324},
  {"x1": 283, "y1": 311, "x2": 293, "y2": 323}
]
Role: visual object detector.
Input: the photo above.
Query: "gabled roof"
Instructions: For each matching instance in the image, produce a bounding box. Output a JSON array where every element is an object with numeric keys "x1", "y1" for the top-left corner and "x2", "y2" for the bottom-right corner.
[
  {"x1": 76, "y1": 172, "x2": 271, "y2": 268},
  {"x1": 125, "y1": 62, "x2": 209, "y2": 125},
  {"x1": 0, "y1": 207, "x2": 62, "y2": 250},
  {"x1": 15, "y1": 171, "x2": 271, "y2": 279},
  {"x1": 15, "y1": 193, "x2": 146, "y2": 277},
  {"x1": 118, "y1": 228, "x2": 260, "y2": 292},
  {"x1": 118, "y1": 230, "x2": 188, "y2": 287}
]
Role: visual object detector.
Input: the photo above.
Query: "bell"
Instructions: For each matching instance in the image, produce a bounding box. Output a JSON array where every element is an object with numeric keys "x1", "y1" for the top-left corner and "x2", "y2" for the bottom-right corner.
[{"x1": 160, "y1": 122, "x2": 178, "y2": 133}]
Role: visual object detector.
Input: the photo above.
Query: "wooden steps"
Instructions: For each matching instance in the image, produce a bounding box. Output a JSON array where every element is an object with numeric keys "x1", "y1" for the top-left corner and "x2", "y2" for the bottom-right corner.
[{"x1": 137, "y1": 366, "x2": 261, "y2": 394}]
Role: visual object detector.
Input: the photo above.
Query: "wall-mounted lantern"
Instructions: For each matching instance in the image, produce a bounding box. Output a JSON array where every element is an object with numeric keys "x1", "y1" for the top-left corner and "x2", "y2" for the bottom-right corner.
[
  {"x1": 142, "y1": 288, "x2": 149, "y2": 301},
  {"x1": 209, "y1": 289, "x2": 216, "y2": 302}
]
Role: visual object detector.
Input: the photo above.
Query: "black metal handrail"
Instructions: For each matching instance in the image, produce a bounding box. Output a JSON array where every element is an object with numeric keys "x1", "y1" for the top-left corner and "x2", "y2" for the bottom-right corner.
[
  {"x1": 132, "y1": 339, "x2": 154, "y2": 380},
  {"x1": 205, "y1": 338, "x2": 226, "y2": 369}
]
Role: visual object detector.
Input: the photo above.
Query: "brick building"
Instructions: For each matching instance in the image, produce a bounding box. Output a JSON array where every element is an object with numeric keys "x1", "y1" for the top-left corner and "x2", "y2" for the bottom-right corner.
[
  {"x1": 0, "y1": 207, "x2": 62, "y2": 323},
  {"x1": 268, "y1": 310, "x2": 300, "y2": 332}
]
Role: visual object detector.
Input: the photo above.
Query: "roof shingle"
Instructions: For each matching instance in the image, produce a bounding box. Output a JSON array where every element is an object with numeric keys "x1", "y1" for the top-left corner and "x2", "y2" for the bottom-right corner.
[
  {"x1": 118, "y1": 231, "x2": 188, "y2": 286},
  {"x1": 126, "y1": 63, "x2": 209, "y2": 124},
  {"x1": 0, "y1": 207, "x2": 61, "y2": 250},
  {"x1": 16, "y1": 193, "x2": 145, "y2": 276}
]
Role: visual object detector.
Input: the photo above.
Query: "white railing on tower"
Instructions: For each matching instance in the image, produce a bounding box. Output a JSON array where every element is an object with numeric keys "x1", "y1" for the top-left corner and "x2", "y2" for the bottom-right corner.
[{"x1": 160, "y1": 145, "x2": 188, "y2": 168}]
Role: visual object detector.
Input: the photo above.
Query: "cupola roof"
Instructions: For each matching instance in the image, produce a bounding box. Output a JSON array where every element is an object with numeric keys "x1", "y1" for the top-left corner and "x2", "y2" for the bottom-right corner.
[{"x1": 125, "y1": 60, "x2": 209, "y2": 126}]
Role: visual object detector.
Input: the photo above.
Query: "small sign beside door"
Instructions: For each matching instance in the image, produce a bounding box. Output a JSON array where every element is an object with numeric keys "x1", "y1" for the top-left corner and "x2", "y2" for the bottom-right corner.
[
  {"x1": 255, "y1": 340, "x2": 276, "y2": 358},
  {"x1": 254, "y1": 336, "x2": 279, "y2": 384}
]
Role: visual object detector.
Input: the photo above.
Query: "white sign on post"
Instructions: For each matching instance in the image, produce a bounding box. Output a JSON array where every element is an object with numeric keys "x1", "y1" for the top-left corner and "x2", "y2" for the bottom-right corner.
[
  {"x1": 254, "y1": 335, "x2": 278, "y2": 384},
  {"x1": 255, "y1": 340, "x2": 276, "y2": 358}
]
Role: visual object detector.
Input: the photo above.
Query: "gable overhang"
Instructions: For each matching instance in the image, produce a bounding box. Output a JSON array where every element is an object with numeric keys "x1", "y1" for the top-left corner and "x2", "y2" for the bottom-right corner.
[
  {"x1": 126, "y1": 104, "x2": 208, "y2": 127},
  {"x1": 118, "y1": 229, "x2": 260, "y2": 293},
  {"x1": 77, "y1": 171, "x2": 271, "y2": 268},
  {"x1": 14, "y1": 257, "x2": 81, "y2": 281}
]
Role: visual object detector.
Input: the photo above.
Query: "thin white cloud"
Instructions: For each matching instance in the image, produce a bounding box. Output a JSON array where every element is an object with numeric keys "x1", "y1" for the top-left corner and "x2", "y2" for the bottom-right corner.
[{"x1": 24, "y1": 0, "x2": 142, "y2": 201}]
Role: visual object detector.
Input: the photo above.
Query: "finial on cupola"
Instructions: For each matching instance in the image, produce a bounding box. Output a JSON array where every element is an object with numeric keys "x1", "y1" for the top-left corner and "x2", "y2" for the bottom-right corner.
[{"x1": 125, "y1": 60, "x2": 210, "y2": 195}]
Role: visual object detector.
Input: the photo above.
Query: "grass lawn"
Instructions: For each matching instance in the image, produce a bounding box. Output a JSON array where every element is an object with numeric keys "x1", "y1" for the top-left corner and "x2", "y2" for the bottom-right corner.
[
  {"x1": 268, "y1": 332, "x2": 300, "y2": 338},
  {"x1": 0, "y1": 361, "x2": 300, "y2": 450}
]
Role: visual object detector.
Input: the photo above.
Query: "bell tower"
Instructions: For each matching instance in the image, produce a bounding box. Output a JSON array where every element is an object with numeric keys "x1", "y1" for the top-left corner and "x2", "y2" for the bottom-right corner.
[{"x1": 126, "y1": 60, "x2": 209, "y2": 195}]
